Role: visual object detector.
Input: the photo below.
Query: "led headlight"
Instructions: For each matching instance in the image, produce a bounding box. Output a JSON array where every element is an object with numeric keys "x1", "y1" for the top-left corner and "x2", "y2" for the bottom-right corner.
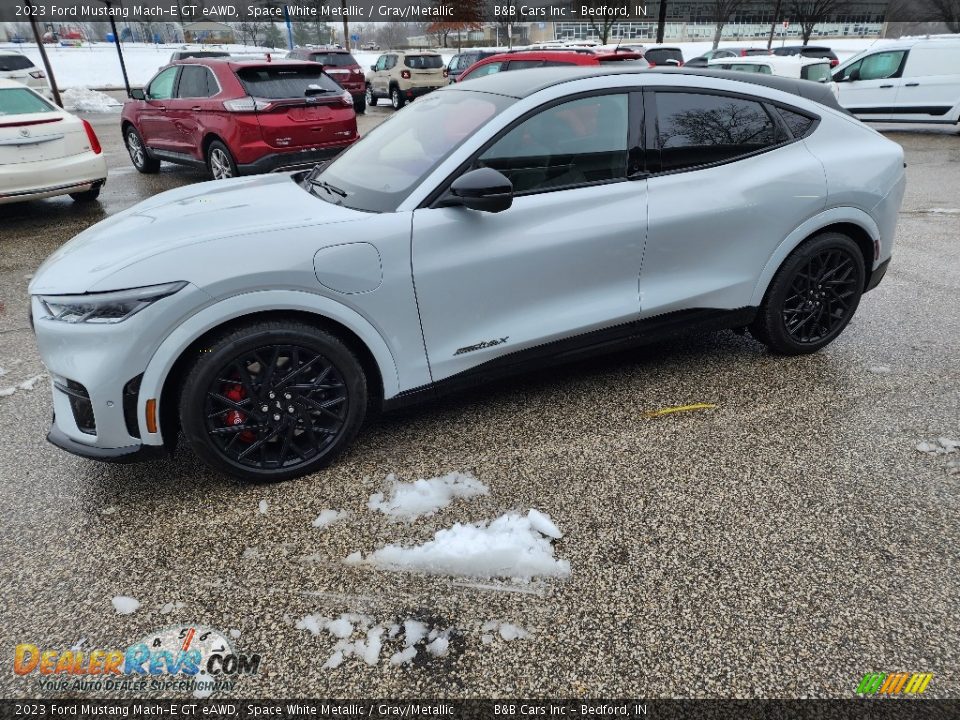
[{"x1": 39, "y1": 281, "x2": 187, "y2": 324}]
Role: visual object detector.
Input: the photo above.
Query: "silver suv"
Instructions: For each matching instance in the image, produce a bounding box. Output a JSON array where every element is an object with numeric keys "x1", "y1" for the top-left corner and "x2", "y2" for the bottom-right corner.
[
  {"x1": 30, "y1": 68, "x2": 905, "y2": 481},
  {"x1": 365, "y1": 51, "x2": 445, "y2": 109}
]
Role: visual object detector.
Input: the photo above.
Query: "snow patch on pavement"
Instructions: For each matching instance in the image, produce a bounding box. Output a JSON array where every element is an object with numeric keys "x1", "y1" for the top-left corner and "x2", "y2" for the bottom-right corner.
[
  {"x1": 916, "y1": 437, "x2": 960, "y2": 455},
  {"x1": 482, "y1": 619, "x2": 533, "y2": 641},
  {"x1": 367, "y1": 471, "x2": 488, "y2": 522},
  {"x1": 111, "y1": 596, "x2": 140, "y2": 615},
  {"x1": 355, "y1": 509, "x2": 569, "y2": 580},
  {"x1": 312, "y1": 509, "x2": 348, "y2": 530},
  {"x1": 258, "y1": 500, "x2": 268, "y2": 514}
]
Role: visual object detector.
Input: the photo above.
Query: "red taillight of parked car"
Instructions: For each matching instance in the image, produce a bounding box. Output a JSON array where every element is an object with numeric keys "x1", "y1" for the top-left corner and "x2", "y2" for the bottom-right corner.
[
  {"x1": 223, "y1": 96, "x2": 273, "y2": 112},
  {"x1": 339, "y1": 89, "x2": 353, "y2": 107},
  {"x1": 443, "y1": 69, "x2": 449, "y2": 78},
  {"x1": 401, "y1": 69, "x2": 411, "y2": 79},
  {"x1": 29, "y1": 70, "x2": 46, "y2": 79},
  {"x1": 81, "y1": 119, "x2": 102, "y2": 155},
  {"x1": 830, "y1": 58, "x2": 839, "y2": 67}
]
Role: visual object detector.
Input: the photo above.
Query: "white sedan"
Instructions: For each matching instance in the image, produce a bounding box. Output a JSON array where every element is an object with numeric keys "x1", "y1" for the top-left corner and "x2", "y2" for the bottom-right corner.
[{"x1": 0, "y1": 79, "x2": 107, "y2": 205}]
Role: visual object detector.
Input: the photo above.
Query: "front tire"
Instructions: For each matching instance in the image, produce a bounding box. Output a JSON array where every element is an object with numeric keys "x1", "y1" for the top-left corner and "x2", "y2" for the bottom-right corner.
[
  {"x1": 390, "y1": 86, "x2": 405, "y2": 110},
  {"x1": 207, "y1": 140, "x2": 238, "y2": 180},
  {"x1": 751, "y1": 232, "x2": 865, "y2": 355},
  {"x1": 365, "y1": 84, "x2": 377, "y2": 107},
  {"x1": 178, "y1": 321, "x2": 368, "y2": 482}
]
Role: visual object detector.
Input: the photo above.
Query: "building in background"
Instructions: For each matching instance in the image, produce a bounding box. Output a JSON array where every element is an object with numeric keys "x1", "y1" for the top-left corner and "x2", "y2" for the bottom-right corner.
[{"x1": 183, "y1": 21, "x2": 235, "y2": 45}]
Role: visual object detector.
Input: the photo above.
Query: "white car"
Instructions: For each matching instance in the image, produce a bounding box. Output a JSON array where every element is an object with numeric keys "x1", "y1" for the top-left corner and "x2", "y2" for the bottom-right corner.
[
  {"x1": 0, "y1": 80, "x2": 107, "y2": 205},
  {"x1": 0, "y1": 50, "x2": 52, "y2": 98},
  {"x1": 709, "y1": 55, "x2": 838, "y2": 96},
  {"x1": 831, "y1": 36, "x2": 960, "y2": 126}
]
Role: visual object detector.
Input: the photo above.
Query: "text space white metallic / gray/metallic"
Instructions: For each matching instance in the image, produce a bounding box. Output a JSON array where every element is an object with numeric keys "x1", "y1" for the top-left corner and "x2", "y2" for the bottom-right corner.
[{"x1": 29, "y1": 66, "x2": 906, "y2": 481}]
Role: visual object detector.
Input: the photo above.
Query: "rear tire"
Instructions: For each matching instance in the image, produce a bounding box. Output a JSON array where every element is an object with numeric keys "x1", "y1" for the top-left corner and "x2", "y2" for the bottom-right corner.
[
  {"x1": 353, "y1": 92, "x2": 366, "y2": 114},
  {"x1": 207, "y1": 140, "x2": 238, "y2": 180},
  {"x1": 69, "y1": 185, "x2": 101, "y2": 203},
  {"x1": 390, "y1": 86, "x2": 405, "y2": 110},
  {"x1": 751, "y1": 232, "x2": 865, "y2": 355},
  {"x1": 178, "y1": 320, "x2": 368, "y2": 482},
  {"x1": 365, "y1": 84, "x2": 377, "y2": 107},
  {"x1": 125, "y1": 126, "x2": 159, "y2": 173}
]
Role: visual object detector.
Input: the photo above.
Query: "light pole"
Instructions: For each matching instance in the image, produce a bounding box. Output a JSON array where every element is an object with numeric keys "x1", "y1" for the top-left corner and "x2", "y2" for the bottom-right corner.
[
  {"x1": 99, "y1": 0, "x2": 132, "y2": 98},
  {"x1": 22, "y1": 1, "x2": 62, "y2": 107}
]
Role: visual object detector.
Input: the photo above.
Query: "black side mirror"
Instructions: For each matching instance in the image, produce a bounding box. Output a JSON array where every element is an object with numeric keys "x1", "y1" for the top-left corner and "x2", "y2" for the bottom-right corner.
[
  {"x1": 441, "y1": 167, "x2": 513, "y2": 213},
  {"x1": 130, "y1": 88, "x2": 145, "y2": 100},
  {"x1": 370, "y1": 65, "x2": 377, "y2": 71}
]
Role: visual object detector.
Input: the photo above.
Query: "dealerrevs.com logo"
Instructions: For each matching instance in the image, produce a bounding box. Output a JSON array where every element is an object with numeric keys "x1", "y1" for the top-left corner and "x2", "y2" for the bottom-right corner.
[
  {"x1": 856, "y1": 672, "x2": 934, "y2": 696},
  {"x1": 14, "y1": 625, "x2": 260, "y2": 694}
]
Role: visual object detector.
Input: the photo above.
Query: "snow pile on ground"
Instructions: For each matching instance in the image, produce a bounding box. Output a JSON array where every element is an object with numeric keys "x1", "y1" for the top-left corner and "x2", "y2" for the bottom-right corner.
[
  {"x1": 61, "y1": 87, "x2": 121, "y2": 113},
  {"x1": 480, "y1": 620, "x2": 532, "y2": 644},
  {"x1": 111, "y1": 596, "x2": 140, "y2": 615},
  {"x1": 0, "y1": 374, "x2": 45, "y2": 398},
  {"x1": 916, "y1": 437, "x2": 960, "y2": 455},
  {"x1": 295, "y1": 613, "x2": 452, "y2": 669},
  {"x1": 312, "y1": 509, "x2": 348, "y2": 530},
  {"x1": 368, "y1": 472, "x2": 489, "y2": 522},
  {"x1": 355, "y1": 509, "x2": 569, "y2": 580}
]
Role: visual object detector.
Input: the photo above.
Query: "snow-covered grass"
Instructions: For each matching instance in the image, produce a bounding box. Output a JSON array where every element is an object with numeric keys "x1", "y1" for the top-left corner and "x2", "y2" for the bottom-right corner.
[
  {"x1": 355, "y1": 509, "x2": 570, "y2": 580},
  {"x1": 367, "y1": 471, "x2": 489, "y2": 522}
]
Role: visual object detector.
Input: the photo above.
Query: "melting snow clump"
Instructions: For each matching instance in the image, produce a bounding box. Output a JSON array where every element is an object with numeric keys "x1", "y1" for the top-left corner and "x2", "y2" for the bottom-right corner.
[
  {"x1": 482, "y1": 620, "x2": 532, "y2": 642},
  {"x1": 361, "y1": 510, "x2": 569, "y2": 579},
  {"x1": 258, "y1": 500, "x2": 269, "y2": 514},
  {"x1": 312, "y1": 509, "x2": 348, "y2": 529},
  {"x1": 111, "y1": 596, "x2": 140, "y2": 615},
  {"x1": 916, "y1": 438, "x2": 960, "y2": 455},
  {"x1": 367, "y1": 472, "x2": 488, "y2": 522}
]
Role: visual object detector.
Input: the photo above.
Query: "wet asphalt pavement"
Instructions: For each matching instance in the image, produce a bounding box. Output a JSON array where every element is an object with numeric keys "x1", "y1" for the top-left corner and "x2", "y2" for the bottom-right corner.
[{"x1": 0, "y1": 111, "x2": 958, "y2": 699}]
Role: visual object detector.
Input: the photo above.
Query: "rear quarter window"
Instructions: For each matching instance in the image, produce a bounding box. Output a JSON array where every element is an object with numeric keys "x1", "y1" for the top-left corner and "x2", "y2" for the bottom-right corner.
[
  {"x1": 310, "y1": 53, "x2": 358, "y2": 67},
  {"x1": 235, "y1": 65, "x2": 340, "y2": 98}
]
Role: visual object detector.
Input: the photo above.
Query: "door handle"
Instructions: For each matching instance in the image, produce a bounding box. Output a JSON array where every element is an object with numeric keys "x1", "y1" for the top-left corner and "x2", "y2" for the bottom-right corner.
[
  {"x1": 879, "y1": 84, "x2": 894, "y2": 88},
  {"x1": 155, "y1": 105, "x2": 166, "y2": 111},
  {"x1": 191, "y1": 106, "x2": 202, "y2": 111},
  {"x1": 905, "y1": 82, "x2": 920, "y2": 87}
]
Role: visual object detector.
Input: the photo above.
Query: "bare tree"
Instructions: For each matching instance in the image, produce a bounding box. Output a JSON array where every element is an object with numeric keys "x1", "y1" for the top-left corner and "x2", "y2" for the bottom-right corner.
[
  {"x1": 574, "y1": 0, "x2": 620, "y2": 43},
  {"x1": 789, "y1": 0, "x2": 850, "y2": 45},
  {"x1": 767, "y1": 0, "x2": 784, "y2": 49},
  {"x1": 711, "y1": 0, "x2": 747, "y2": 49},
  {"x1": 925, "y1": 0, "x2": 960, "y2": 31}
]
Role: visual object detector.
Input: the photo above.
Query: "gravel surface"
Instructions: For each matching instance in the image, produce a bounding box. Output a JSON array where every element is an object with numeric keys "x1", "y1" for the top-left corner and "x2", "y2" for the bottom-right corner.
[{"x1": 0, "y1": 111, "x2": 957, "y2": 699}]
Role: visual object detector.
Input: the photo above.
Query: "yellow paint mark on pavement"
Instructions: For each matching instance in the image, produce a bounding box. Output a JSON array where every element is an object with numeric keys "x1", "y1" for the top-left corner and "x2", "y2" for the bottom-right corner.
[{"x1": 643, "y1": 403, "x2": 717, "y2": 418}]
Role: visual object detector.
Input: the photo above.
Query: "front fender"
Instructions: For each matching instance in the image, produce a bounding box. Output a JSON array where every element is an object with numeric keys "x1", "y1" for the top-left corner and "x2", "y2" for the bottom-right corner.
[
  {"x1": 136, "y1": 289, "x2": 400, "y2": 445},
  {"x1": 749, "y1": 207, "x2": 881, "y2": 307}
]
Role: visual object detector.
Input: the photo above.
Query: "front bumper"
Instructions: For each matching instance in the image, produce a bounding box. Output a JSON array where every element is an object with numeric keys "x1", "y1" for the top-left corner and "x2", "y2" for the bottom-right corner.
[
  {"x1": 47, "y1": 418, "x2": 166, "y2": 464},
  {"x1": 238, "y1": 143, "x2": 355, "y2": 174}
]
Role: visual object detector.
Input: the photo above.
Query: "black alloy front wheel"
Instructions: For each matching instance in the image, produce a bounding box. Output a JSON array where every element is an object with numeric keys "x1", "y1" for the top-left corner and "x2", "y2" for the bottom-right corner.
[{"x1": 179, "y1": 321, "x2": 367, "y2": 482}]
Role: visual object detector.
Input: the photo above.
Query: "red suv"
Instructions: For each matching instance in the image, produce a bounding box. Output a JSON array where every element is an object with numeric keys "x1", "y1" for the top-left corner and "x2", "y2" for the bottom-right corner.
[
  {"x1": 457, "y1": 49, "x2": 647, "y2": 83},
  {"x1": 121, "y1": 58, "x2": 358, "y2": 180},
  {"x1": 287, "y1": 46, "x2": 367, "y2": 113}
]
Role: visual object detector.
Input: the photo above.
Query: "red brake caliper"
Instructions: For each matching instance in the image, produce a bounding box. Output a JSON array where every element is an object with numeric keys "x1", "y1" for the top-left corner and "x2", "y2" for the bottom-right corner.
[{"x1": 223, "y1": 381, "x2": 255, "y2": 443}]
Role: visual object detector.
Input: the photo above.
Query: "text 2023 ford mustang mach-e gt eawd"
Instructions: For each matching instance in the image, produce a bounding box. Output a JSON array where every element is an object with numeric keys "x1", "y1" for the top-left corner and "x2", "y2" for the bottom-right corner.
[{"x1": 29, "y1": 67, "x2": 906, "y2": 481}]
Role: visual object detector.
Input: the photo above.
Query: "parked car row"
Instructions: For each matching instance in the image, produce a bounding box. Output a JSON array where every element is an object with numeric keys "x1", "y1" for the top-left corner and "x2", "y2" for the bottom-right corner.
[{"x1": 0, "y1": 50, "x2": 53, "y2": 99}]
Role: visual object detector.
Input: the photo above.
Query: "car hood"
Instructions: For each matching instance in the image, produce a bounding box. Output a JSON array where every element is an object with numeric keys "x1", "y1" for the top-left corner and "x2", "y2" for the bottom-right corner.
[{"x1": 29, "y1": 173, "x2": 365, "y2": 295}]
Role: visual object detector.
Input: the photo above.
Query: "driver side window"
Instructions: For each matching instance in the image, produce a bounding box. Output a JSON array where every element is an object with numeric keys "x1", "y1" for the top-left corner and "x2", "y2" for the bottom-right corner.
[
  {"x1": 859, "y1": 51, "x2": 906, "y2": 80},
  {"x1": 375, "y1": 55, "x2": 387, "y2": 71},
  {"x1": 147, "y1": 67, "x2": 178, "y2": 100},
  {"x1": 477, "y1": 93, "x2": 629, "y2": 194}
]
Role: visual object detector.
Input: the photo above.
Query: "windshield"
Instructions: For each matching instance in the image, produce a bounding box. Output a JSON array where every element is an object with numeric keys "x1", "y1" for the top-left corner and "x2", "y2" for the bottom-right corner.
[
  {"x1": 310, "y1": 53, "x2": 357, "y2": 67},
  {"x1": 309, "y1": 89, "x2": 515, "y2": 212},
  {"x1": 236, "y1": 65, "x2": 341, "y2": 98}
]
